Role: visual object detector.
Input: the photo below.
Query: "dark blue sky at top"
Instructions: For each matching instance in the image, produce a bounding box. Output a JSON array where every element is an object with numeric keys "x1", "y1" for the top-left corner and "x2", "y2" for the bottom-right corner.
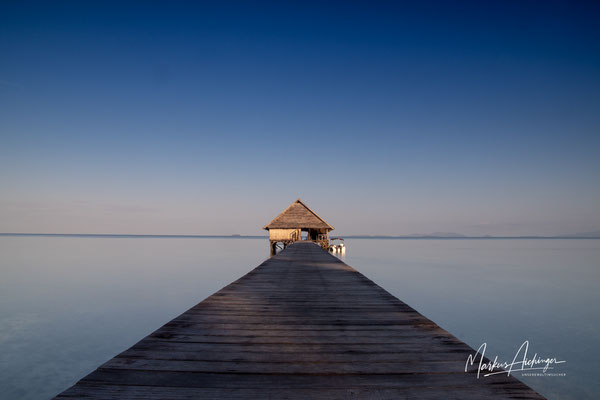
[{"x1": 1, "y1": 1, "x2": 599, "y2": 235}]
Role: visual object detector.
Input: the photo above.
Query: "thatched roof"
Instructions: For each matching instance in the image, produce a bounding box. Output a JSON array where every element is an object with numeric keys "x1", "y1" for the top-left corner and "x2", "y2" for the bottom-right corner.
[{"x1": 264, "y1": 199, "x2": 334, "y2": 231}]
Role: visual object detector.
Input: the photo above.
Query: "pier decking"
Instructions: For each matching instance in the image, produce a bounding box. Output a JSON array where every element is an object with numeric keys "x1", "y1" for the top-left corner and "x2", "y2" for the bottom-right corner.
[{"x1": 55, "y1": 242, "x2": 544, "y2": 399}]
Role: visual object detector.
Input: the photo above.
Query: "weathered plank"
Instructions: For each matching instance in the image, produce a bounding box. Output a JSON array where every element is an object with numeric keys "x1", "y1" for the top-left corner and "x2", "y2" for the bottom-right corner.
[
  {"x1": 57, "y1": 383, "x2": 544, "y2": 400},
  {"x1": 54, "y1": 242, "x2": 545, "y2": 399}
]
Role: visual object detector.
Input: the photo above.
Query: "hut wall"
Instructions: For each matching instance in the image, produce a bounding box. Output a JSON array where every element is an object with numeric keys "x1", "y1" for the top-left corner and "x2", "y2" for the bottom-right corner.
[{"x1": 269, "y1": 229, "x2": 300, "y2": 241}]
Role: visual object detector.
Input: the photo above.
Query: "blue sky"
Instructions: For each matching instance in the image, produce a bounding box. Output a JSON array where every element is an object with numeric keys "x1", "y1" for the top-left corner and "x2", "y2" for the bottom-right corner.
[{"x1": 1, "y1": 1, "x2": 599, "y2": 235}]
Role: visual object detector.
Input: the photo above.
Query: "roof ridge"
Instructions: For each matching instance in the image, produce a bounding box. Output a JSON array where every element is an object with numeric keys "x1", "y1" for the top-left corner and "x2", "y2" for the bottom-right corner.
[
  {"x1": 293, "y1": 199, "x2": 331, "y2": 227},
  {"x1": 263, "y1": 199, "x2": 334, "y2": 230}
]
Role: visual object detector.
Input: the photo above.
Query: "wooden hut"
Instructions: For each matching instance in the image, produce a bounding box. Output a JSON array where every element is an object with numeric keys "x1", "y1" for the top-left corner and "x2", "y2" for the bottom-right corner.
[{"x1": 264, "y1": 199, "x2": 334, "y2": 255}]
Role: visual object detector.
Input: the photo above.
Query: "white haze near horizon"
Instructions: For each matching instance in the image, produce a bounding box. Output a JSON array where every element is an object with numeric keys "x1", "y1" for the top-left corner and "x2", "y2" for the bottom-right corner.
[{"x1": 1, "y1": 193, "x2": 599, "y2": 237}]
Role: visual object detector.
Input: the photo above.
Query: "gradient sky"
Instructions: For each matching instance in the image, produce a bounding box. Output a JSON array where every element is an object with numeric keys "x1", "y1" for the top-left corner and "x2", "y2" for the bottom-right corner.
[{"x1": 1, "y1": 1, "x2": 599, "y2": 236}]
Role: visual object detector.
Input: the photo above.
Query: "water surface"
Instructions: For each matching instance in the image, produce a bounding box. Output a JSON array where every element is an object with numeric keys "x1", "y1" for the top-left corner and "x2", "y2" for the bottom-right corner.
[{"x1": 0, "y1": 237, "x2": 598, "y2": 399}]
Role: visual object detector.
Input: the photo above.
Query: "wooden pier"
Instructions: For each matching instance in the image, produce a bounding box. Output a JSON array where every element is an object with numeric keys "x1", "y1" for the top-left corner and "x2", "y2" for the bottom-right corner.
[{"x1": 55, "y1": 242, "x2": 544, "y2": 399}]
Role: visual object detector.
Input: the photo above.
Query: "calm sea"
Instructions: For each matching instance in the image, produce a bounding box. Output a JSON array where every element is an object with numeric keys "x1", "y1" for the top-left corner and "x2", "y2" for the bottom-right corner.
[{"x1": 0, "y1": 236, "x2": 598, "y2": 399}]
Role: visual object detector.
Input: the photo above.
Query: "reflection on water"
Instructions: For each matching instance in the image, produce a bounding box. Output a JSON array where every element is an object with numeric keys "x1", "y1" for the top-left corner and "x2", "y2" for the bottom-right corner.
[
  {"x1": 329, "y1": 237, "x2": 346, "y2": 259},
  {"x1": 0, "y1": 237, "x2": 598, "y2": 399},
  {"x1": 329, "y1": 246, "x2": 346, "y2": 259}
]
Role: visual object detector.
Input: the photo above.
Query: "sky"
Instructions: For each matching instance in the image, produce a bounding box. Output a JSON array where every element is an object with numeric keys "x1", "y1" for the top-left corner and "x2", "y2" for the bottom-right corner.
[{"x1": 1, "y1": 1, "x2": 599, "y2": 236}]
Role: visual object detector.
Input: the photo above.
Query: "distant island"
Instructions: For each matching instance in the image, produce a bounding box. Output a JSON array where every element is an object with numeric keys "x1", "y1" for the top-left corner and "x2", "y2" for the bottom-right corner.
[{"x1": 563, "y1": 230, "x2": 600, "y2": 238}]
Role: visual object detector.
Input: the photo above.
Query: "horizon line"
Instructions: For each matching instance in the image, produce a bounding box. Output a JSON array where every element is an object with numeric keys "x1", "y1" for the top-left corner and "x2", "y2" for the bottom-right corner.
[{"x1": 1, "y1": 233, "x2": 599, "y2": 239}]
